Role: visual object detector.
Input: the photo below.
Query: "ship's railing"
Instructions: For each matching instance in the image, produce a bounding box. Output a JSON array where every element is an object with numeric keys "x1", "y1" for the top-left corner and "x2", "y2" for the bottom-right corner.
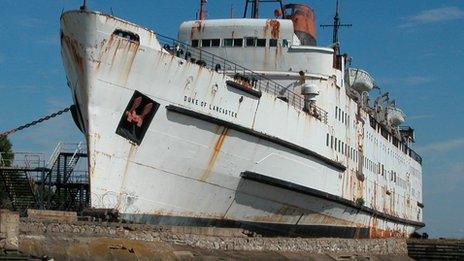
[
  {"x1": 409, "y1": 148, "x2": 422, "y2": 165},
  {"x1": 156, "y1": 34, "x2": 328, "y2": 124}
]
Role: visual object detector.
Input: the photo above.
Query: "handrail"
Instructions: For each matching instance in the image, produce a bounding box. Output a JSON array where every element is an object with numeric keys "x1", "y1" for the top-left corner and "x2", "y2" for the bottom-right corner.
[
  {"x1": 47, "y1": 141, "x2": 63, "y2": 169},
  {"x1": 155, "y1": 33, "x2": 328, "y2": 124}
]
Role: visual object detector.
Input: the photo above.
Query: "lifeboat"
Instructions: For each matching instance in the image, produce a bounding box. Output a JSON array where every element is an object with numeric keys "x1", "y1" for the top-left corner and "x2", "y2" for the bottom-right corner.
[
  {"x1": 387, "y1": 106, "x2": 406, "y2": 126},
  {"x1": 345, "y1": 68, "x2": 375, "y2": 92}
]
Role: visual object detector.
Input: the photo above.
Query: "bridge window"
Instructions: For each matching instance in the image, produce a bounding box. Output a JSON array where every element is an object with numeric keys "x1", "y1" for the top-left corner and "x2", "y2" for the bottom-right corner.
[
  {"x1": 269, "y1": 39, "x2": 278, "y2": 47},
  {"x1": 202, "y1": 39, "x2": 211, "y2": 47},
  {"x1": 257, "y1": 38, "x2": 266, "y2": 47},
  {"x1": 212, "y1": 39, "x2": 220, "y2": 47},
  {"x1": 191, "y1": 40, "x2": 199, "y2": 47},
  {"x1": 234, "y1": 39, "x2": 243, "y2": 47},
  {"x1": 245, "y1": 37, "x2": 256, "y2": 47},
  {"x1": 201, "y1": 39, "x2": 220, "y2": 47},
  {"x1": 282, "y1": 39, "x2": 289, "y2": 47},
  {"x1": 224, "y1": 39, "x2": 233, "y2": 47},
  {"x1": 224, "y1": 38, "x2": 243, "y2": 47}
]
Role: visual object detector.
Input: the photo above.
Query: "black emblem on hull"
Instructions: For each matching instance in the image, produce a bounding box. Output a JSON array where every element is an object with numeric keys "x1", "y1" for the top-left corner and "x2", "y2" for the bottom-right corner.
[{"x1": 116, "y1": 91, "x2": 159, "y2": 145}]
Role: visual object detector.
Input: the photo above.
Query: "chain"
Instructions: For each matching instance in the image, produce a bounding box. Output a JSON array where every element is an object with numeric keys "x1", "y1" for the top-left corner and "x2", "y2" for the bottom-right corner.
[{"x1": 0, "y1": 106, "x2": 71, "y2": 138}]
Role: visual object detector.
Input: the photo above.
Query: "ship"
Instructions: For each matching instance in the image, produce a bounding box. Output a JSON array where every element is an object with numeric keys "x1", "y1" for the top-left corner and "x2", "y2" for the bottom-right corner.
[{"x1": 60, "y1": 0, "x2": 424, "y2": 238}]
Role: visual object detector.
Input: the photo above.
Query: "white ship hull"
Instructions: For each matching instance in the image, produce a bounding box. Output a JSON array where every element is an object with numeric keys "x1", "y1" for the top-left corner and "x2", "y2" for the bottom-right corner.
[{"x1": 60, "y1": 10, "x2": 423, "y2": 238}]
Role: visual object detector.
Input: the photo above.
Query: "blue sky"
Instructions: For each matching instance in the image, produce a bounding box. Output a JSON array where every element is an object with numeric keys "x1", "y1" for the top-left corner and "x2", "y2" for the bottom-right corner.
[{"x1": 0, "y1": 1, "x2": 463, "y2": 238}]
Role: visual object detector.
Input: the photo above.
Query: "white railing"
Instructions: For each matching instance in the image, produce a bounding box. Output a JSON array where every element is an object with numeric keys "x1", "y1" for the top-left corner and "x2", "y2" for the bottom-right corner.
[
  {"x1": 66, "y1": 141, "x2": 84, "y2": 172},
  {"x1": 47, "y1": 141, "x2": 63, "y2": 169}
]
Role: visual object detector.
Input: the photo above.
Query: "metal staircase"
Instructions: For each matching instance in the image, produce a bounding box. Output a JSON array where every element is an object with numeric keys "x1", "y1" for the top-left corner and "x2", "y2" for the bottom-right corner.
[
  {"x1": 0, "y1": 169, "x2": 36, "y2": 213},
  {"x1": 41, "y1": 142, "x2": 89, "y2": 211},
  {"x1": 0, "y1": 152, "x2": 45, "y2": 214},
  {"x1": 0, "y1": 142, "x2": 89, "y2": 215}
]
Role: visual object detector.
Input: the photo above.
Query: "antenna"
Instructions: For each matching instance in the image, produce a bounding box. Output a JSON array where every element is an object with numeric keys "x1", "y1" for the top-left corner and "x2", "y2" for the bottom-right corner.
[
  {"x1": 320, "y1": 0, "x2": 352, "y2": 53},
  {"x1": 80, "y1": 0, "x2": 88, "y2": 11},
  {"x1": 199, "y1": 0, "x2": 207, "y2": 20}
]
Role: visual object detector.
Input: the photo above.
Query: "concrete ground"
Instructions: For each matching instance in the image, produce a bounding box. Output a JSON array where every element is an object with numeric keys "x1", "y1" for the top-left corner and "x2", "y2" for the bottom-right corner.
[{"x1": 18, "y1": 235, "x2": 413, "y2": 261}]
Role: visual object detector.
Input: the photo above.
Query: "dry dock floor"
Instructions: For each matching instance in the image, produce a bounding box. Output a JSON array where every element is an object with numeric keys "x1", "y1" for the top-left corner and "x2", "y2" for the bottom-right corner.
[{"x1": 15, "y1": 218, "x2": 413, "y2": 260}]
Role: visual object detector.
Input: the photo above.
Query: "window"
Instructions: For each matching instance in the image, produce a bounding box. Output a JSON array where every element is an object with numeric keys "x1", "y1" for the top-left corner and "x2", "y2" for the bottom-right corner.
[
  {"x1": 211, "y1": 39, "x2": 220, "y2": 47},
  {"x1": 224, "y1": 38, "x2": 243, "y2": 47},
  {"x1": 245, "y1": 37, "x2": 256, "y2": 47},
  {"x1": 257, "y1": 39, "x2": 266, "y2": 47},
  {"x1": 233, "y1": 38, "x2": 243, "y2": 47},
  {"x1": 341, "y1": 142, "x2": 344, "y2": 154},
  {"x1": 192, "y1": 39, "x2": 199, "y2": 47},
  {"x1": 335, "y1": 138, "x2": 338, "y2": 151},
  {"x1": 282, "y1": 39, "x2": 289, "y2": 47},
  {"x1": 341, "y1": 112, "x2": 344, "y2": 123},
  {"x1": 269, "y1": 39, "x2": 278, "y2": 47},
  {"x1": 338, "y1": 140, "x2": 341, "y2": 153},
  {"x1": 335, "y1": 106, "x2": 338, "y2": 119},
  {"x1": 224, "y1": 39, "x2": 233, "y2": 47},
  {"x1": 326, "y1": 134, "x2": 329, "y2": 146},
  {"x1": 369, "y1": 116, "x2": 376, "y2": 129},
  {"x1": 338, "y1": 108, "x2": 341, "y2": 120},
  {"x1": 202, "y1": 39, "x2": 211, "y2": 47},
  {"x1": 331, "y1": 136, "x2": 334, "y2": 149},
  {"x1": 381, "y1": 127, "x2": 389, "y2": 139}
]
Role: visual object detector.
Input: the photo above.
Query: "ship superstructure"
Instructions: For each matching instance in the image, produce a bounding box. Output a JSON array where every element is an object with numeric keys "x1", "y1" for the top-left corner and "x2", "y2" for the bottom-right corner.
[{"x1": 60, "y1": 0, "x2": 423, "y2": 238}]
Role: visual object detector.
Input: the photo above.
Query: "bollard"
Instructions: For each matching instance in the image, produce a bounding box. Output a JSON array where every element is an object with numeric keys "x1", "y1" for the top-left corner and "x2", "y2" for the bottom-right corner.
[{"x1": 0, "y1": 209, "x2": 19, "y2": 250}]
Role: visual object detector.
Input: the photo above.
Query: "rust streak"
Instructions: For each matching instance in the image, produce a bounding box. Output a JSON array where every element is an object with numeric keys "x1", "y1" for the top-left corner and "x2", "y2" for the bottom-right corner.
[
  {"x1": 61, "y1": 34, "x2": 84, "y2": 84},
  {"x1": 269, "y1": 20, "x2": 280, "y2": 39},
  {"x1": 199, "y1": 127, "x2": 229, "y2": 181},
  {"x1": 191, "y1": 21, "x2": 203, "y2": 40}
]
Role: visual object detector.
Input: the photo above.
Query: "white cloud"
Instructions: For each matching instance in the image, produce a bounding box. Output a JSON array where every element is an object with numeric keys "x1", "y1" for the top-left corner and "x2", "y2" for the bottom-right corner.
[
  {"x1": 403, "y1": 76, "x2": 432, "y2": 86},
  {"x1": 416, "y1": 137, "x2": 464, "y2": 154},
  {"x1": 377, "y1": 75, "x2": 432, "y2": 87},
  {"x1": 35, "y1": 35, "x2": 59, "y2": 46},
  {"x1": 18, "y1": 17, "x2": 46, "y2": 28},
  {"x1": 401, "y1": 7, "x2": 464, "y2": 27}
]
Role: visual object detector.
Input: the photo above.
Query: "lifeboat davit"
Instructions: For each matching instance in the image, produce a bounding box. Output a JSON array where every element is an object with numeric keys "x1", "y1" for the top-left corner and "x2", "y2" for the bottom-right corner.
[
  {"x1": 345, "y1": 68, "x2": 375, "y2": 93},
  {"x1": 387, "y1": 106, "x2": 406, "y2": 127}
]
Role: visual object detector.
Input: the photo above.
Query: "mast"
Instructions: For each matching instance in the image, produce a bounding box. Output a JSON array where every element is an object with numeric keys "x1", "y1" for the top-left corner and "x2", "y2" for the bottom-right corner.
[
  {"x1": 199, "y1": 0, "x2": 207, "y2": 20},
  {"x1": 320, "y1": 0, "x2": 352, "y2": 54},
  {"x1": 80, "y1": 0, "x2": 88, "y2": 11},
  {"x1": 252, "y1": 0, "x2": 259, "y2": 18},
  {"x1": 243, "y1": 0, "x2": 283, "y2": 18},
  {"x1": 333, "y1": 0, "x2": 340, "y2": 44}
]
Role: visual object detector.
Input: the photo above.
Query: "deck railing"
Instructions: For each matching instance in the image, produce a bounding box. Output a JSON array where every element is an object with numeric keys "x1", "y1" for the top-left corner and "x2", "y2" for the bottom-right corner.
[{"x1": 156, "y1": 34, "x2": 328, "y2": 124}]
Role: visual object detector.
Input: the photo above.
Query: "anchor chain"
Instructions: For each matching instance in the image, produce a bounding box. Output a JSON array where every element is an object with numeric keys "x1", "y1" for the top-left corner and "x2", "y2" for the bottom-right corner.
[{"x1": 0, "y1": 106, "x2": 71, "y2": 138}]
